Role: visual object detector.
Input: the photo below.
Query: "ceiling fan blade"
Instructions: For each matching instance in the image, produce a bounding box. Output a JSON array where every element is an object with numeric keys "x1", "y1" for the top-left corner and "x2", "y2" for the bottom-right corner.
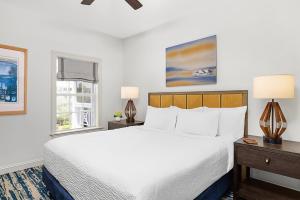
[
  {"x1": 125, "y1": 0, "x2": 143, "y2": 10},
  {"x1": 81, "y1": 0, "x2": 95, "y2": 5}
]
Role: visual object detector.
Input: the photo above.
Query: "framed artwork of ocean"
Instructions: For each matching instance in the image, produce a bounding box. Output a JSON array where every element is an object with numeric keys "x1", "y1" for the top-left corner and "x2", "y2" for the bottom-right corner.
[
  {"x1": 0, "y1": 57, "x2": 18, "y2": 103},
  {"x1": 166, "y1": 35, "x2": 217, "y2": 87},
  {"x1": 0, "y1": 44, "x2": 27, "y2": 115}
]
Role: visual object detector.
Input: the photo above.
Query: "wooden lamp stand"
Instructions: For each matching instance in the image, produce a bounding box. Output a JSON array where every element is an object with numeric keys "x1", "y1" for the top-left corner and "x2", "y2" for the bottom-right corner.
[
  {"x1": 125, "y1": 99, "x2": 136, "y2": 123},
  {"x1": 121, "y1": 86, "x2": 139, "y2": 123},
  {"x1": 254, "y1": 75, "x2": 295, "y2": 145},
  {"x1": 260, "y1": 99, "x2": 287, "y2": 144}
]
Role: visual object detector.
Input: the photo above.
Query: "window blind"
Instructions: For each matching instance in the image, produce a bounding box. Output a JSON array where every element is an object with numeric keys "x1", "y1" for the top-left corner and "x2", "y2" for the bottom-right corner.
[{"x1": 57, "y1": 57, "x2": 99, "y2": 83}]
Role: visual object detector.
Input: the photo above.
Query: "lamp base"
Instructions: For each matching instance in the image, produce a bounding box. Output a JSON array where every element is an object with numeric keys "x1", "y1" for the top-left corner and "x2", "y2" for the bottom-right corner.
[
  {"x1": 126, "y1": 118, "x2": 135, "y2": 123},
  {"x1": 259, "y1": 100, "x2": 287, "y2": 144},
  {"x1": 263, "y1": 136, "x2": 282, "y2": 144},
  {"x1": 125, "y1": 99, "x2": 136, "y2": 123}
]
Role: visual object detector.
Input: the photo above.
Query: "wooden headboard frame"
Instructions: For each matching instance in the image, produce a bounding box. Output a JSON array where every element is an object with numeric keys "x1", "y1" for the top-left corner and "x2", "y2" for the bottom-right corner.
[{"x1": 148, "y1": 90, "x2": 248, "y2": 137}]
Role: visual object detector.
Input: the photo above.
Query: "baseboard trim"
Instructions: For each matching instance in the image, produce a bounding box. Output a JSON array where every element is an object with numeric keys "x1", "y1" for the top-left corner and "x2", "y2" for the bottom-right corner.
[{"x1": 0, "y1": 159, "x2": 43, "y2": 175}]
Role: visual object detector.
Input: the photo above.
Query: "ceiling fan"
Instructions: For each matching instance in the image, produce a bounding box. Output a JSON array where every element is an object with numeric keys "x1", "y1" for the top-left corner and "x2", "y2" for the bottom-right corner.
[{"x1": 81, "y1": 0, "x2": 143, "y2": 10}]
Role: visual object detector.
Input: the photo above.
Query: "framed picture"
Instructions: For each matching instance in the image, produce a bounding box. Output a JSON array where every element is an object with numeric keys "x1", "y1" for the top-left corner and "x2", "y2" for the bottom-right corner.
[
  {"x1": 0, "y1": 44, "x2": 27, "y2": 115},
  {"x1": 166, "y1": 35, "x2": 217, "y2": 87}
]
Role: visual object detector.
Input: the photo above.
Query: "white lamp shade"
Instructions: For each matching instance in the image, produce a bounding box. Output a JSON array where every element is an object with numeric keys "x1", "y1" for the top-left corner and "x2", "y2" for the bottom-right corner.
[
  {"x1": 121, "y1": 87, "x2": 139, "y2": 99},
  {"x1": 253, "y1": 75, "x2": 295, "y2": 99}
]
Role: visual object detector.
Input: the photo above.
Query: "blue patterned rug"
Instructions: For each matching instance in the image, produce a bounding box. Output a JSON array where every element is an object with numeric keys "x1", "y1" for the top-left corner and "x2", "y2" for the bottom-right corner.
[{"x1": 0, "y1": 166, "x2": 233, "y2": 200}]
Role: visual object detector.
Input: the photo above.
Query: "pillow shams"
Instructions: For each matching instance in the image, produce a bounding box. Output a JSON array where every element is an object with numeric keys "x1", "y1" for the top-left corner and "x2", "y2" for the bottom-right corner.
[
  {"x1": 205, "y1": 106, "x2": 247, "y2": 140},
  {"x1": 176, "y1": 110, "x2": 219, "y2": 137},
  {"x1": 144, "y1": 106, "x2": 177, "y2": 131}
]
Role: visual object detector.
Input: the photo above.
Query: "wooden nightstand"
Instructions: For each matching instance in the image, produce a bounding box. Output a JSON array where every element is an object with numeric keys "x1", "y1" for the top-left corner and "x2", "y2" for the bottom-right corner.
[
  {"x1": 108, "y1": 120, "x2": 144, "y2": 130},
  {"x1": 234, "y1": 136, "x2": 300, "y2": 200}
]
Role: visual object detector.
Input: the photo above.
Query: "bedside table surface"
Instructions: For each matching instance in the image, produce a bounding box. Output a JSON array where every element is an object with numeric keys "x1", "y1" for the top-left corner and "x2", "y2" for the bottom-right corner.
[
  {"x1": 108, "y1": 120, "x2": 144, "y2": 130},
  {"x1": 109, "y1": 120, "x2": 144, "y2": 126},
  {"x1": 235, "y1": 135, "x2": 300, "y2": 155}
]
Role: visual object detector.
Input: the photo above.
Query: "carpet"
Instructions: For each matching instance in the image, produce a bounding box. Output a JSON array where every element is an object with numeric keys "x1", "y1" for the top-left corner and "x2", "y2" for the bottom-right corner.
[{"x1": 0, "y1": 166, "x2": 233, "y2": 200}]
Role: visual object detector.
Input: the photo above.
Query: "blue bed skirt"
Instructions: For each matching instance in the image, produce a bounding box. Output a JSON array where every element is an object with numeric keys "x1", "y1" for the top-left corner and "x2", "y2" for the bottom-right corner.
[{"x1": 43, "y1": 167, "x2": 232, "y2": 200}]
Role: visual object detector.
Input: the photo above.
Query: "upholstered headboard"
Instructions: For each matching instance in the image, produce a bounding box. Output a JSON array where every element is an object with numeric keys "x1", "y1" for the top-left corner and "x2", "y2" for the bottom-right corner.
[{"x1": 148, "y1": 90, "x2": 248, "y2": 136}]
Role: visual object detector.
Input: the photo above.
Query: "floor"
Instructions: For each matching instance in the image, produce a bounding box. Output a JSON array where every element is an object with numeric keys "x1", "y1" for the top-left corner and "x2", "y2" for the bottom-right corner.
[{"x1": 0, "y1": 166, "x2": 233, "y2": 200}]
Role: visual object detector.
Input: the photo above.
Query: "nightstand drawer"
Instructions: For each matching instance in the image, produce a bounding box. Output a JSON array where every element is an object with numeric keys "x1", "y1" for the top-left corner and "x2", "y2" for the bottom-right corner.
[{"x1": 236, "y1": 145, "x2": 300, "y2": 179}]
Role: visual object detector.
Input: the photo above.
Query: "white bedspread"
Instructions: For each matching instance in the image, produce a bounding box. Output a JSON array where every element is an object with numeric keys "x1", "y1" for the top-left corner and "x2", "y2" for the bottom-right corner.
[{"x1": 44, "y1": 126, "x2": 234, "y2": 200}]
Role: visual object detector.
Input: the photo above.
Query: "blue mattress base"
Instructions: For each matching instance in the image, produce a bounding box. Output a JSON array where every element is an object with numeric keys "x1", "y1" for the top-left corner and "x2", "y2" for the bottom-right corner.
[
  {"x1": 43, "y1": 166, "x2": 232, "y2": 200},
  {"x1": 43, "y1": 167, "x2": 73, "y2": 200},
  {"x1": 195, "y1": 170, "x2": 233, "y2": 200}
]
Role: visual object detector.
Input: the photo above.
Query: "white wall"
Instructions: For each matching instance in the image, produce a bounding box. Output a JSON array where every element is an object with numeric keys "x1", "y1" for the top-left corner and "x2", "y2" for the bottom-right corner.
[
  {"x1": 0, "y1": 2, "x2": 124, "y2": 171},
  {"x1": 123, "y1": 0, "x2": 300, "y2": 190}
]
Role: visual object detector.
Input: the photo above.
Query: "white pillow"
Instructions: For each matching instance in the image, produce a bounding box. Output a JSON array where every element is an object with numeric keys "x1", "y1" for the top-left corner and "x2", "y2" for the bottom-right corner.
[
  {"x1": 176, "y1": 109, "x2": 219, "y2": 137},
  {"x1": 144, "y1": 106, "x2": 177, "y2": 131},
  {"x1": 205, "y1": 106, "x2": 247, "y2": 140}
]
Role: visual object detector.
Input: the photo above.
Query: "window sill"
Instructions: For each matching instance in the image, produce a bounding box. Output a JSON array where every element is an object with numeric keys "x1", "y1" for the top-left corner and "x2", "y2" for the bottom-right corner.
[{"x1": 51, "y1": 127, "x2": 104, "y2": 137}]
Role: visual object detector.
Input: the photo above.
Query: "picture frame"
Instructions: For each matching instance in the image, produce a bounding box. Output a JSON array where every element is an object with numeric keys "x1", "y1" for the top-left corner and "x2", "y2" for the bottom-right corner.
[
  {"x1": 166, "y1": 35, "x2": 217, "y2": 87},
  {"x1": 0, "y1": 44, "x2": 27, "y2": 115}
]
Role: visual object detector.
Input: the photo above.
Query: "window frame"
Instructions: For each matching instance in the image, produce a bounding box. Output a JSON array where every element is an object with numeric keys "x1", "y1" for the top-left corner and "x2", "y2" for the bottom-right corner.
[{"x1": 51, "y1": 51, "x2": 102, "y2": 135}]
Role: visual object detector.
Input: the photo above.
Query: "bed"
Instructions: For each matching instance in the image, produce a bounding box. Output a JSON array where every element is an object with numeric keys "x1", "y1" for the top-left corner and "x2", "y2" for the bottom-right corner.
[{"x1": 43, "y1": 90, "x2": 248, "y2": 200}]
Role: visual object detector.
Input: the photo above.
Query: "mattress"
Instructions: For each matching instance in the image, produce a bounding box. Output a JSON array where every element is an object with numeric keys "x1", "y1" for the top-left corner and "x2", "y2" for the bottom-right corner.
[{"x1": 44, "y1": 126, "x2": 234, "y2": 200}]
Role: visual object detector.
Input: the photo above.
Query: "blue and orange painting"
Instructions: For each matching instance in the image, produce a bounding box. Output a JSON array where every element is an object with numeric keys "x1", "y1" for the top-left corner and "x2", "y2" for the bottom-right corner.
[
  {"x1": 0, "y1": 57, "x2": 18, "y2": 102},
  {"x1": 166, "y1": 35, "x2": 217, "y2": 87}
]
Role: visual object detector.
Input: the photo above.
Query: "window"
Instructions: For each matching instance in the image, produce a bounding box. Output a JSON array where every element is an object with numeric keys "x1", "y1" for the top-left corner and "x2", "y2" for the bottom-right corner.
[
  {"x1": 52, "y1": 53, "x2": 101, "y2": 134},
  {"x1": 56, "y1": 81, "x2": 97, "y2": 131}
]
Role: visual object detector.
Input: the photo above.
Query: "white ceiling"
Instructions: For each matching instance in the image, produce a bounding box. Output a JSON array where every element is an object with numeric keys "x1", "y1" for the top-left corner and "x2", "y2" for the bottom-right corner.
[{"x1": 3, "y1": 0, "x2": 203, "y2": 38}]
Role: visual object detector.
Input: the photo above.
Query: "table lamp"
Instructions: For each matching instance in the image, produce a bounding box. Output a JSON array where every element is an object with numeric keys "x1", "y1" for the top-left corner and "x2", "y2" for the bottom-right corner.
[
  {"x1": 253, "y1": 75, "x2": 295, "y2": 144},
  {"x1": 121, "y1": 86, "x2": 139, "y2": 123}
]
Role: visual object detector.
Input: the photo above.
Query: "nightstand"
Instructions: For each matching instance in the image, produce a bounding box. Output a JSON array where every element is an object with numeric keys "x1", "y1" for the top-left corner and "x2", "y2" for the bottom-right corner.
[
  {"x1": 108, "y1": 120, "x2": 144, "y2": 130},
  {"x1": 234, "y1": 136, "x2": 300, "y2": 200}
]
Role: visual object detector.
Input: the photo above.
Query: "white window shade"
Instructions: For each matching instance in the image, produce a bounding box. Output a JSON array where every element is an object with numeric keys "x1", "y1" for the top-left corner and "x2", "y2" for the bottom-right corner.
[{"x1": 57, "y1": 57, "x2": 99, "y2": 83}]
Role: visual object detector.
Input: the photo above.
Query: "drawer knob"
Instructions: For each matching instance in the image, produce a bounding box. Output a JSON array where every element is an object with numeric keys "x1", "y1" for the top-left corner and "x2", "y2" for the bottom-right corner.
[{"x1": 265, "y1": 158, "x2": 271, "y2": 165}]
